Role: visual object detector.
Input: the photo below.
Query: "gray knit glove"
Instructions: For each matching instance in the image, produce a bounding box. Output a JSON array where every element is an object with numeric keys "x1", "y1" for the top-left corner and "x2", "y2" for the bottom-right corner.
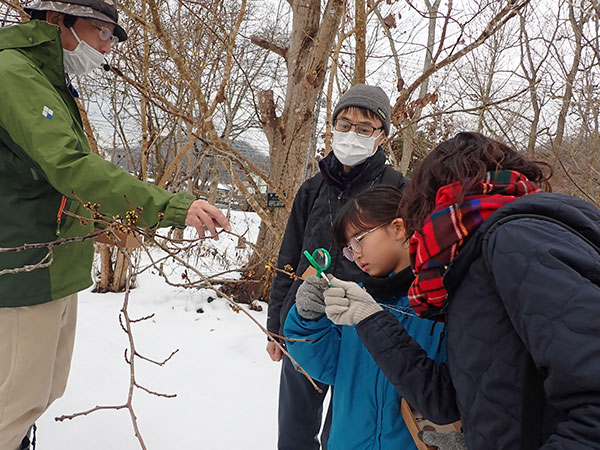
[
  {"x1": 323, "y1": 275, "x2": 382, "y2": 326},
  {"x1": 295, "y1": 275, "x2": 328, "y2": 320},
  {"x1": 419, "y1": 431, "x2": 466, "y2": 450}
]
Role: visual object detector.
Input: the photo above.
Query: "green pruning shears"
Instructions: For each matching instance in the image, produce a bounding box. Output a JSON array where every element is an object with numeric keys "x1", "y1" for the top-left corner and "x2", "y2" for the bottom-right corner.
[{"x1": 303, "y1": 248, "x2": 333, "y2": 287}]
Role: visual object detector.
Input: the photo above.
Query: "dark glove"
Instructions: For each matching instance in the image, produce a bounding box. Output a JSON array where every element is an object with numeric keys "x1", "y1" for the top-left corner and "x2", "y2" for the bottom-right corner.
[
  {"x1": 419, "y1": 431, "x2": 466, "y2": 450},
  {"x1": 295, "y1": 275, "x2": 328, "y2": 319},
  {"x1": 324, "y1": 275, "x2": 382, "y2": 325}
]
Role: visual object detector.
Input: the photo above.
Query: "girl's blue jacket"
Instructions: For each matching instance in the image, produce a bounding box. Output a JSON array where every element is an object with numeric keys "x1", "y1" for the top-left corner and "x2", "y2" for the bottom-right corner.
[{"x1": 284, "y1": 268, "x2": 446, "y2": 450}]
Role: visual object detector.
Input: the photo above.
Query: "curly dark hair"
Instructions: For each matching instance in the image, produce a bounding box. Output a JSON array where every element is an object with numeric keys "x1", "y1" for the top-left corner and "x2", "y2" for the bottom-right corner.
[{"x1": 400, "y1": 131, "x2": 553, "y2": 237}]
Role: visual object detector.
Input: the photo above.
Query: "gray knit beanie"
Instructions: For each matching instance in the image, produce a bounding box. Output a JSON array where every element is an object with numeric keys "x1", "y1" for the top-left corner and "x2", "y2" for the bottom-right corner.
[{"x1": 332, "y1": 84, "x2": 391, "y2": 135}]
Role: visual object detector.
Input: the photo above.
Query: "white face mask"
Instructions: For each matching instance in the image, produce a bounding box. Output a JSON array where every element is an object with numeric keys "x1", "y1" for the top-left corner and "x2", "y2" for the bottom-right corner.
[
  {"x1": 63, "y1": 27, "x2": 105, "y2": 75},
  {"x1": 332, "y1": 129, "x2": 381, "y2": 167}
]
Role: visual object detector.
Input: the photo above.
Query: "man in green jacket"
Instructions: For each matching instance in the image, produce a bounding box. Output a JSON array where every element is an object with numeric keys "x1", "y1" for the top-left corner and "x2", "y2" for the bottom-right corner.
[{"x1": 0, "y1": 1, "x2": 230, "y2": 448}]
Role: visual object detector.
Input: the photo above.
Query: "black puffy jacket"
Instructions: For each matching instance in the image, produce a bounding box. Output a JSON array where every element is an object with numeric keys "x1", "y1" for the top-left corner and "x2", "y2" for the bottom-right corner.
[
  {"x1": 266, "y1": 148, "x2": 408, "y2": 335},
  {"x1": 356, "y1": 192, "x2": 600, "y2": 449}
]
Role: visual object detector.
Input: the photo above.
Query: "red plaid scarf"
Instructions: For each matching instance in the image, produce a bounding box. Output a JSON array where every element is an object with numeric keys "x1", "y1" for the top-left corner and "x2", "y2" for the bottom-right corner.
[{"x1": 408, "y1": 170, "x2": 541, "y2": 320}]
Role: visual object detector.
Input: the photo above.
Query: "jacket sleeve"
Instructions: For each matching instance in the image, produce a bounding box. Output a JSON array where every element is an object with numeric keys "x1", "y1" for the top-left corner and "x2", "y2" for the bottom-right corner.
[
  {"x1": 0, "y1": 54, "x2": 194, "y2": 229},
  {"x1": 356, "y1": 310, "x2": 460, "y2": 424},
  {"x1": 266, "y1": 180, "x2": 314, "y2": 334},
  {"x1": 488, "y1": 218, "x2": 600, "y2": 449},
  {"x1": 283, "y1": 305, "x2": 341, "y2": 385}
]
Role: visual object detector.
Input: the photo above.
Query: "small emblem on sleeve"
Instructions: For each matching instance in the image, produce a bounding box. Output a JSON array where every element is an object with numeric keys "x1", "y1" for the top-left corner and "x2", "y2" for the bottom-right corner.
[{"x1": 42, "y1": 106, "x2": 54, "y2": 120}]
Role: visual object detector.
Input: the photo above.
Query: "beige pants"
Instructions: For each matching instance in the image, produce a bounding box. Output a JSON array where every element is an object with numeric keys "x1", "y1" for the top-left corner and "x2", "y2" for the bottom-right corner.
[{"x1": 0, "y1": 294, "x2": 78, "y2": 450}]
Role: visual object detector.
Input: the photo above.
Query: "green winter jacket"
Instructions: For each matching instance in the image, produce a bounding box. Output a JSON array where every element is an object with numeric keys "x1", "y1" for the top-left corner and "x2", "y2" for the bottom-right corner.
[{"x1": 0, "y1": 20, "x2": 195, "y2": 307}]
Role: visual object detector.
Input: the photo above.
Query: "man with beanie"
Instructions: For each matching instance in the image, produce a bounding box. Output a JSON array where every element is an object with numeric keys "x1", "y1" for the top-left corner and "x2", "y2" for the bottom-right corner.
[
  {"x1": 266, "y1": 84, "x2": 408, "y2": 449},
  {"x1": 0, "y1": 2, "x2": 230, "y2": 448}
]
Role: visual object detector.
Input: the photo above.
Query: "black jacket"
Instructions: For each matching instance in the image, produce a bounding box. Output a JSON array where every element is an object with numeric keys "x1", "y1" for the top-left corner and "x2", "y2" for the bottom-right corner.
[
  {"x1": 266, "y1": 148, "x2": 408, "y2": 335},
  {"x1": 356, "y1": 192, "x2": 600, "y2": 449}
]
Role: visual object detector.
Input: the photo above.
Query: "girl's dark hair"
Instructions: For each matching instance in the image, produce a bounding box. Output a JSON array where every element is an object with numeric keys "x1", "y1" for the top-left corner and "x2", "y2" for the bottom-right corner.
[
  {"x1": 331, "y1": 184, "x2": 403, "y2": 248},
  {"x1": 400, "y1": 131, "x2": 553, "y2": 237}
]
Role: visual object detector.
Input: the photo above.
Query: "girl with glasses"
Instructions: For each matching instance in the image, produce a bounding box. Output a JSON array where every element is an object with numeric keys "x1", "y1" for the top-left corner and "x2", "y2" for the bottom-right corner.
[{"x1": 283, "y1": 185, "x2": 449, "y2": 450}]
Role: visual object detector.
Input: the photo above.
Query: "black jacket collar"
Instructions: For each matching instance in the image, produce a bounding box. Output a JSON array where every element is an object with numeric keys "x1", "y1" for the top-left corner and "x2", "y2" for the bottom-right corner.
[
  {"x1": 318, "y1": 148, "x2": 387, "y2": 199},
  {"x1": 362, "y1": 267, "x2": 415, "y2": 302}
]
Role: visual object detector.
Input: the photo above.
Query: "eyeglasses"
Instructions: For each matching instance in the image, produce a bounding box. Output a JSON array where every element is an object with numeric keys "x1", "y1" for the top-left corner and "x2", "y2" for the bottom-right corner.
[
  {"x1": 334, "y1": 118, "x2": 382, "y2": 137},
  {"x1": 342, "y1": 223, "x2": 388, "y2": 262},
  {"x1": 82, "y1": 18, "x2": 119, "y2": 46}
]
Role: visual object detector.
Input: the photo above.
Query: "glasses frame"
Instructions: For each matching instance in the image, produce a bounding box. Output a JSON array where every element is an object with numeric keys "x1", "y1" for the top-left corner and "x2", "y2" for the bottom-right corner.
[
  {"x1": 342, "y1": 222, "x2": 388, "y2": 262},
  {"x1": 334, "y1": 118, "x2": 383, "y2": 137},
  {"x1": 82, "y1": 18, "x2": 119, "y2": 46}
]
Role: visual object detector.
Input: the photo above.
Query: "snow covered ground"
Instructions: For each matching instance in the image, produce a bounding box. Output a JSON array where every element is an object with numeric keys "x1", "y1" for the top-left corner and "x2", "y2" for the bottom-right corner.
[{"x1": 37, "y1": 212, "x2": 283, "y2": 449}]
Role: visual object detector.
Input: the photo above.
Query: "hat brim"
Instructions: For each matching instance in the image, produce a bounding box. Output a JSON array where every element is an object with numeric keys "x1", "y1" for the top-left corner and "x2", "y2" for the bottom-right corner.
[{"x1": 25, "y1": 1, "x2": 127, "y2": 41}]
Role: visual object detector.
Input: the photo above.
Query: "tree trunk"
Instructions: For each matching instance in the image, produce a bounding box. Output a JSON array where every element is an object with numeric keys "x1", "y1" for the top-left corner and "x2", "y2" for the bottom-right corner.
[
  {"x1": 96, "y1": 244, "x2": 113, "y2": 292},
  {"x1": 94, "y1": 244, "x2": 132, "y2": 293},
  {"x1": 207, "y1": 161, "x2": 221, "y2": 204},
  {"x1": 399, "y1": 0, "x2": 440, "y2": 174},
  {"x1": 229, "y1": 221, "x2": 284, "y2": 302},
  {"x1": 227, "y1": 0, "x2": 345, "y2": 303},
  {"x1": 554, "y1": 0, "x2": 589, "y2": 151},
  {"x1": 354, "y1": 0, "x2": 366, "y2": 84},
  {"x1": 113, "y1": 250, "x2": 131, "y2": 292}
]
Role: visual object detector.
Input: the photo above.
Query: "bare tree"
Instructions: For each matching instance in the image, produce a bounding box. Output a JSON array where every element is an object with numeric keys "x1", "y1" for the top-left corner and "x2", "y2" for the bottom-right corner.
[
  {"x1": 517, "y1": 5, "x2": 557, "y2": 156},
  {"x1": 397, "y1": 0, "x2": 443, "y2": 174},
  {"x1": 74, "y1": 0, "x2": 280, "y2": 292},
  {"x1": 355, "y1": 0, "x2": 367, "y2": 83},
  {"x1": 389, "y1": 0, "x2": 532, "y2": 173},
  {"x1": 552, "y1": 0, "x2": 593, "y2": 150},
  {"x1": 236, "y1": 0, "x2": 346, "y2": 302},
  {"x1": 547, "y1": 0, "x2": 600, "y2": 205}
]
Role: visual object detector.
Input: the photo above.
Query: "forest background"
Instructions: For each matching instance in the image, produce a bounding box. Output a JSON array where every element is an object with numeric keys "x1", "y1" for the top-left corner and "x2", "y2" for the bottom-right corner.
[{"x1": 1, "y1": 0, "x2": 598, "y2": 299}]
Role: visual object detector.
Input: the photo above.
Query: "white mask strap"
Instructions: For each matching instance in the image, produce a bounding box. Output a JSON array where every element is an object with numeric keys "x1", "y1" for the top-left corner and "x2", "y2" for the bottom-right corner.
[{"x1": 69, "y1": 26, "x2": 83, "y2": 45}]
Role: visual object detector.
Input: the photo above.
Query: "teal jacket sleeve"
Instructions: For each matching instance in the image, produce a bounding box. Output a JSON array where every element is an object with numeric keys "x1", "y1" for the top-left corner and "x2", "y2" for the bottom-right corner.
[
  {"x1": 283, "y1": 305, "x2": 341, "y2": 385},
  {"x1": 0, "y1": 50, "x2": 194, "y2": 229}
]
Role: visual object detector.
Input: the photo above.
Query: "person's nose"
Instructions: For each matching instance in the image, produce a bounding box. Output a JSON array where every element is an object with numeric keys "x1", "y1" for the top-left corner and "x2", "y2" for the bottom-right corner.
[
  {"x1": 354, "y1": 248, "x2": 364, "y2": 261},
  {"x1": 99, "y1": 40, "x2": 111, "y2": 55}
]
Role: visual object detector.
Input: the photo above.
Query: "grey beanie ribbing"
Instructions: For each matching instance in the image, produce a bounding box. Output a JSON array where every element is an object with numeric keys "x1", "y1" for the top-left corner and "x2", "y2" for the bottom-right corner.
[{"x1": 332, "y1": 84, "x2": 391, "y2": 135}]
